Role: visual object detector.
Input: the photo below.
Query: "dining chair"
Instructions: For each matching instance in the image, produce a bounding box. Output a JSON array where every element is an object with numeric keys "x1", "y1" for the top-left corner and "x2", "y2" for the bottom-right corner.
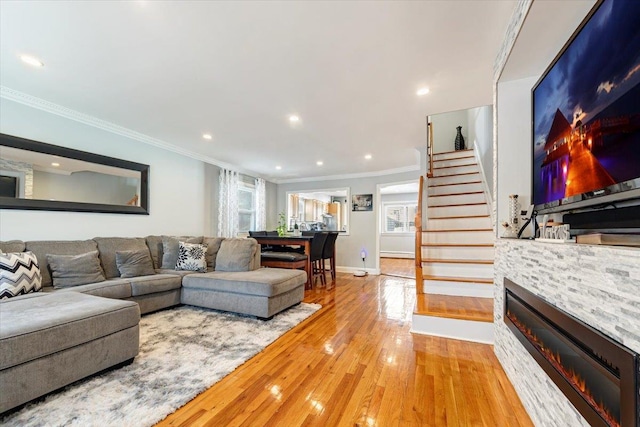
[
  {"x1": 321, "y1": 232, "x2": 339, "y2": 284},
  {"x1": 307, "y1": 232, "x2": 328, "y2": 287}
]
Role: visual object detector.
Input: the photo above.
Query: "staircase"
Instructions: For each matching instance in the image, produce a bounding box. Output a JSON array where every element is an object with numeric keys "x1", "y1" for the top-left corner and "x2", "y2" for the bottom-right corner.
[{"x1": 411, "y1": 148, "x2": 495, "y2": 344}]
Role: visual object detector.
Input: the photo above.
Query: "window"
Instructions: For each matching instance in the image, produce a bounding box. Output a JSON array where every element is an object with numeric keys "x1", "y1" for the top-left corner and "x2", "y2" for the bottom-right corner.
[
  {"x1": 238, "y1": 182, "x2": 256, "y2": 232},
  {"x1": 382, "y1": 203, "x2": 417, "y2": 233}
]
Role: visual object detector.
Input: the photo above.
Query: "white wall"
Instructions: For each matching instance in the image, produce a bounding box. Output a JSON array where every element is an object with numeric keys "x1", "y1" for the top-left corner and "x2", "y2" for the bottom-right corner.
[
  {"x1": 379, "y1": 192, "x2": 418, "y2": 258},
  {"x1": 277, "y1": 170, "x2": 419, "y2": 271},
  {"x1": 32, "y1": 170, "x2": 138, "y2": 205},
  {"x1": 0, "y1": 99, "x2": 209, "y2": 241},
  {"x1": 430, "y1": 109, "x2": 468, "y2": 154},
  {"x1": 496, "y1": 76, "x2": 537, "y2": 234},
  {"x1": 467, "y1": 105, "x2": 493, "y2": 195}
]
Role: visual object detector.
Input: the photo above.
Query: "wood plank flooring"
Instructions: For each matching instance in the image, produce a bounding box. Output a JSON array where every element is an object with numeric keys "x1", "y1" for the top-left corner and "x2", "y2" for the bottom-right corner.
[
  {"x1": 156, "y1": 263, "x2": 532, "y2": 427},
  {"x1": 414, "y1": 294, "x2": 494, "y2": 323},
  {"x1": 380, "y1": 257, "x2": 415, "y2": 279}
]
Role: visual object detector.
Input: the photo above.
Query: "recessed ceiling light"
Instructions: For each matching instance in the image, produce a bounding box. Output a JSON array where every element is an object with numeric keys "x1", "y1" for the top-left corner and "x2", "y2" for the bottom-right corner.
[
  {"x1": 202, "y1": 133, "x2": 212, "y2": 140},
  {"x1": 289, "y1": 115, "x2": 300, "y2": 122},
  {"x1": 51, "y1": 162, "x2": 60, "y2": 167},
  {"x1": 275, "y1": 165, "x2": 282, "y2": 170},
  {"x1": 20, "y1": 55, "x2": 44, "y2": 68},
  {"x1": 364, "y1": 154, "x2": 372, "y2": 160},
  {"x1": 416, "y1": 87, "x2": 430, "y2": 96},
  {"x1": 316, "y1": 161, "x2": 323, "y2": 166}
]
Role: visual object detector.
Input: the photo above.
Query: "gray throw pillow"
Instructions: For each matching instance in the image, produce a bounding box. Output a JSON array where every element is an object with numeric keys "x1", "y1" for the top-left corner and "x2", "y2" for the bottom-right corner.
[
  {"x1": 215, "y1": 238, "x2": 257, "y2": 272},
  {"x1": 115, "y1": 250, "x2": 156, "y2": 278},
  {"x1": 202, "y1": 237, "x2": 225, "y2": 270},
  {"x1": 161, "y1": 236, "x2": 203, "y2": 269},
  {"x1": 46, "y1": 251, "x2": 106, "y2": 288}
]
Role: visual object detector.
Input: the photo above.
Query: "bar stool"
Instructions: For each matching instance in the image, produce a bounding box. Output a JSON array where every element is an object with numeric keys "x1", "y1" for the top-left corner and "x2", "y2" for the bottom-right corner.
[{"x1": 321, "y1": 232, "x2": 338, "y2": 285}]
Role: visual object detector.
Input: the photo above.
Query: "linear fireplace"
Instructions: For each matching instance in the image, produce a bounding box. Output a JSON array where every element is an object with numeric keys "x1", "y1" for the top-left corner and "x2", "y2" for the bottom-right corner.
[{"x1": 504, "y1": 278, "x2": 639, "y2": 427}]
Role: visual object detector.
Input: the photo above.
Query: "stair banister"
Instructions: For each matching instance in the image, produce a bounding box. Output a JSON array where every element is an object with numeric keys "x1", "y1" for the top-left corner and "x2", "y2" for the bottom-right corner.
[
  {"x1": 415, "y1": 175, "x2": 424, "y2": 292},
  {"x1": 426, "y1": 119, "x2": 434, "y2": 178}
]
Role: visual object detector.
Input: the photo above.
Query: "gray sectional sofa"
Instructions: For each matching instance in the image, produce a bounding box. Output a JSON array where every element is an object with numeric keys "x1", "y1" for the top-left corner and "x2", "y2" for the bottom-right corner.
[{"x1": 0, "y1": 235, "x2": 307, "y2": 414}]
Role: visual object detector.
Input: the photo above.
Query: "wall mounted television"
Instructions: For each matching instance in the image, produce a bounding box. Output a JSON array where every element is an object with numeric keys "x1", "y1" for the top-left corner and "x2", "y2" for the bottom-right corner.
[
  {"x1": 0, "y1": 176, "x2": 18, "y2": 198},
  {"x1": 532, "y1": 0, "x2": 640, "y2": 215}
]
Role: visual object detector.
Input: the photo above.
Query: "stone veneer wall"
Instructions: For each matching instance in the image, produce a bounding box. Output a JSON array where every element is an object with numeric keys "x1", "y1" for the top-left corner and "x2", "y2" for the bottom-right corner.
[{"x1": 494, "y1": 238, "x2": 640, "y2": 426}]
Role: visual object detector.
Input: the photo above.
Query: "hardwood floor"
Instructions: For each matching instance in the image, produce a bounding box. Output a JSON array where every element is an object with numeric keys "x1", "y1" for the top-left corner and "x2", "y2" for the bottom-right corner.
[
  {"x1": 379, "y1": 257, "x2": 415, "y2": 279},
  {"x1": 414, "y1": 294, "x2": 494, "y2": 323},
  {"x1": 157, "y1": 265, "x2": 532, "y2": 427}
]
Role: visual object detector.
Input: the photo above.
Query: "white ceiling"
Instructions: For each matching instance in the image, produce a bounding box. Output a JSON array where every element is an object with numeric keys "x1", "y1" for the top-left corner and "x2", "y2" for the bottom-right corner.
[{"x1": 0, "y1": 1, "x2": 518, "y2": 182}]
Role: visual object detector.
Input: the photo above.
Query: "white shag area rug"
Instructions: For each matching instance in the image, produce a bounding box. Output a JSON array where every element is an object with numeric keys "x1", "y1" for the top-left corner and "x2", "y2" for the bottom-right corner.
[{"x1": 1, "y1": 303, "x2": 321, "y2": 427}]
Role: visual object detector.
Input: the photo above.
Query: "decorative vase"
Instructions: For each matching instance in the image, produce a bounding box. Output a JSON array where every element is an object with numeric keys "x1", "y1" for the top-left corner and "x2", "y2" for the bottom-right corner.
[{"x1": 454, "y1": 126, "x2": 465, "y2": 151}]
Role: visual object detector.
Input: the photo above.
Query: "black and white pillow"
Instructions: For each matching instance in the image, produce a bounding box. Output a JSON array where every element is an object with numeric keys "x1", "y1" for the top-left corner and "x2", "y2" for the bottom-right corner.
[
  {"x1": 0, "y1": 251, "x2": 42, "y2": 299},
  {"x1": 175, "y1": 242, "x2": 207, "y2": 272}
]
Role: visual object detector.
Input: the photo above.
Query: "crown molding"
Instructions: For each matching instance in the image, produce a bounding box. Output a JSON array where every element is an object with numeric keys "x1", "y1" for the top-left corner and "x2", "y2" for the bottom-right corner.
[
  {"x1": 0, "y1": 86, "x2": 260, "y2": 178},
  {"x1": 1, "y1": 86, "x2": 420, "y2": 185},
  {"x1": 272, "y1": 164, "x2": 420, "y2": 184}
]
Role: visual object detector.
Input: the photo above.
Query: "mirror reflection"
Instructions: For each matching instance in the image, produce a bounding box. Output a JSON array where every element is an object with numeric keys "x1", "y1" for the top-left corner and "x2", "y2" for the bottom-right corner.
[
  {"x1": 0, "y1": 145, "x2": 142, "y2": 206},
  {"x1": 287, "y1": 188, "x2": 349, "y2": 233}
]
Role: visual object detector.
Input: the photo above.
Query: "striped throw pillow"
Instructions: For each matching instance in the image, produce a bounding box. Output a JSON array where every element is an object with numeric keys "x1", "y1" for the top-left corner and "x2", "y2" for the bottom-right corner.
[{"x1": 0, "y1": 251, "x2": 42, "y2": 299}]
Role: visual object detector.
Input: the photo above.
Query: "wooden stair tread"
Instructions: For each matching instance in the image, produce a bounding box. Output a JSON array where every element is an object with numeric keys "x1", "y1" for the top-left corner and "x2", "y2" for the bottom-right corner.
[
  {"x1": 433, "y1": 148, "x2": 475, "y2": 156},
  {"x1": 423, "y1": 274, "x2": 493, "y2": 284},
  {"x1": 433, "y1": 155, "x2": 475, "y2": 163},
  {"x1": 414, "y1": 294, "x2": 493, "y2": 323},
  {"x1": 422, "y1": 258, "x2": 493, "y2": 265},
  {"x1": 428, "y1": 202, "x2": 487, "y2": 207},
  {"x1": 433, "y1": 163, "x2": 477, "y2": 170},
  {"x1": 428, "y1": 191, "x2": 484, "y2": 197},
  {"x1": 423, "y1": 228, "x2": 493, "y2": 233},
  {"x1": 422, "y1": 243, "x2": 494, "y2": 247},
  {"x1": 431, "y1": 171, "x2": 480, "y2": 178},
  {"x1": 428, "y1": 181, "x2": 482, "y2": 188},
  {"x1": 428, "y1": 214, "x2": 490, "y2": 219}
]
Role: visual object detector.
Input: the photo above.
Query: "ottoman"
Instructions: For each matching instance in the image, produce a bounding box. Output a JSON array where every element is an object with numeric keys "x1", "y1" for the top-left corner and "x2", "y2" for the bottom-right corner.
[
  {"x1": 181, "y1": 268, "x2": 307, "y2": 319},
  {"x1": 0, "y1": 292, "x2": 140, "y2": 413}
]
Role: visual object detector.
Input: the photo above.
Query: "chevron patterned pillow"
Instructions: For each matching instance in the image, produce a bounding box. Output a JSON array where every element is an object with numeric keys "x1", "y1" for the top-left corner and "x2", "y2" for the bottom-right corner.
[{"x1": 0, "y1": 251, "x2": 42, "y2": 299}]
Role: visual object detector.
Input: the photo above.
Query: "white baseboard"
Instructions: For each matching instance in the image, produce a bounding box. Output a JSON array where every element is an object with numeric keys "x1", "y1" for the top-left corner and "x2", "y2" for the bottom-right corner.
[
  {"x1": 336, "y1": 266, "x2": 380, "y2": 275},
  {"x1": 380, "y1": 252, "x2": 414, "y2": 259},
  {"x1": 410, "y1": 314, "x2": 494, "y2": 344}
]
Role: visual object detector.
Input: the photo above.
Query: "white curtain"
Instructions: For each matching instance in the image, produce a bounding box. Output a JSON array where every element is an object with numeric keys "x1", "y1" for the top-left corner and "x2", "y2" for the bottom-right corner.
[
  {"x1": 218, "y1": 169, "x2": 239, "y2": 237},
  {"x1": 255, "y1": 177, "x2": 266, "y2": 231}
]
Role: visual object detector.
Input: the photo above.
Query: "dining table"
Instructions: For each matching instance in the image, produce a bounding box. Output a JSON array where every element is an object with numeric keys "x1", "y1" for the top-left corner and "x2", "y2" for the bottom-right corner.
[{"x1": 252, "y1": 235, "x2": 315, "y2": 288}]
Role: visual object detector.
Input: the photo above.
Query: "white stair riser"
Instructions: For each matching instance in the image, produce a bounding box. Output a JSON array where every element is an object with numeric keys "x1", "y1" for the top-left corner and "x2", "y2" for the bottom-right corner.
[
  {"x1": 428, "y1": 173, "x2": 481, "y2": 186},
  {"x1": 422, "y1": 263, "x2": 493, "y2": 279},
  {"x1": 428, "y1": 204, "x2": 489, "y2": 217},
  {"x1": 433, "y1": 164, "x2": 478, "y2": 177},
  {"x1": 422, "y1": 245, "x2": 494, "y2": 260},
  {"x1": 423, "y1": 230, "x2": 494, "y2": 244},
  {"x1": 428, "y1": 182, "x2": 483, "y2": 196},
  {"x1": 422, "y1": 280, "x2": 494, "y2": 298},
  {"x1": 433, "y1": 156, "x2": 476, "y2": 168},
  {"x1": 433, "y1": 150, "x2": 474, "y2": 162},
  {"x1": 428, "y1": 192, "x2": 486, "y2": 206},
  {"x1": 427, "y1": 216, "x2": 492, "y2": 230},
  {"x1": 411, "y1": 315, "x2": 494, "y2": 344}
]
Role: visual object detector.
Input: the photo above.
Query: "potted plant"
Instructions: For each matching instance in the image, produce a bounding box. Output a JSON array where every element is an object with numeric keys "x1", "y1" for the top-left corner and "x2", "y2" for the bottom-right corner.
[{"x1": 276, "y1": 212, "x2": 287, "y2": 236}]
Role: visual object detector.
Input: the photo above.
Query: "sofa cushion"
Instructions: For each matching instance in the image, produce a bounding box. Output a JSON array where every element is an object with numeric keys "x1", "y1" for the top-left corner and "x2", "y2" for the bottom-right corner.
[
  {"x1": 0, "y1": 240, "x2": 25, "y2": 253},
  {"x1": 182, "y1": 268, "x2": 306, "y2": 297},
  {"x1": 161, "y1": 236, "x2": 203, "y2": 269},
  {"x1": 25, "y1": 240, "x2": 98, "y2": 288},
  {"x1": 128, "y1": 274, "x2": 182, "y2": 297},
  {"x1": 260, "y1": 252, "x2": 308, "y2": 262},
  {"x1": 154, "y1": 268, "x2": 199, "y2": 278},
  {"x1": 175, "y1": 242, "x2": 207, "y2": 272},
  {"x1": 0, "y1": 251, "x2": 42, "y2": 299},
  {"x1": 144, "y1": 235, "x2": 164, "y2": 269},
  {"x1": 46, "y1": 251, "x2": 106, "y2": 289},
  {"x1": 202, "y1": 237, "x2": 225, "y2": 270},
  {"x1": 93, "y1": 237, "x2": 151, "y2": 279},
  {"x1": 215, "y1": 238, "x2": 259, "y2": 272},
  {"x1": 0, "y1": 292, "x2": 139, "y2": 370},
  {"x1": 116, "y1": 249, "x2": 156, "y2": 278},
  {"x1": 54, "y1": 278, "x2": 132, "y2": 299}
]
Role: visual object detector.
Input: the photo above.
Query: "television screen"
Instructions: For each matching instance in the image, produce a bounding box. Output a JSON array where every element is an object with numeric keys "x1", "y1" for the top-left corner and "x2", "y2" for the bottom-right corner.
[
  {"x1": 0, "y1": 176, "x2": 18, "y2": 198},
  {"x1": 532, "y1": 0, "x2": 640, "y2": 212}
]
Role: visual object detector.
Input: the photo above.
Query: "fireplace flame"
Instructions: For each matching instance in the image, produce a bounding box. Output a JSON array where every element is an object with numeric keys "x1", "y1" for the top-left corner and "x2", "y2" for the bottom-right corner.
[{"x1": 507, "y1": 310, "x2": 620, "y2": 427}]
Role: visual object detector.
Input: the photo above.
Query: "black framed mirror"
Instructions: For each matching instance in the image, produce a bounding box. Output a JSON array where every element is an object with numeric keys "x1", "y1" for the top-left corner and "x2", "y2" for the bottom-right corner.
[{"x1": 0, "y1": 133, "x2": 149, "y2": 214}]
